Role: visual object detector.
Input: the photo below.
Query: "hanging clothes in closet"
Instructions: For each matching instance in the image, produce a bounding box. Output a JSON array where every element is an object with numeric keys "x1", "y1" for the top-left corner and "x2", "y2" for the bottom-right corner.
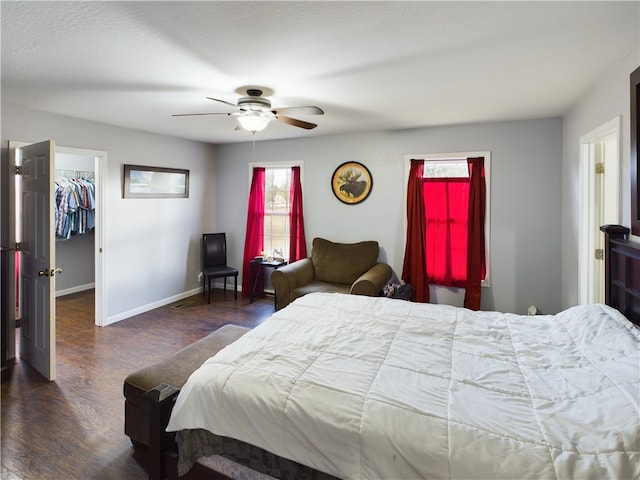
[{"x1": 54, "y1": 171, "x2": 96, "y2": 239}]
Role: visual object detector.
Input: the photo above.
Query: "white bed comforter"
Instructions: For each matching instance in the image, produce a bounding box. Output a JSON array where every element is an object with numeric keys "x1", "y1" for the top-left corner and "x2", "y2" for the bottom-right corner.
[{"x1": 166, "y1": 293, "x2": 640, "y2": 479}]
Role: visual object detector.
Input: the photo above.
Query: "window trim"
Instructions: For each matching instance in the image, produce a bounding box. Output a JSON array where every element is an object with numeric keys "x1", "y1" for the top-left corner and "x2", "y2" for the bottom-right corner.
[
  {"x1": 248, "y1": 160, "x2": 304, "y2": 175},
  {"x1": 248, "y1": 161, "x2": 304, "y2": 260},
  {"x1": 404, "y1": 151, "x2": 491, "y2": 287}
]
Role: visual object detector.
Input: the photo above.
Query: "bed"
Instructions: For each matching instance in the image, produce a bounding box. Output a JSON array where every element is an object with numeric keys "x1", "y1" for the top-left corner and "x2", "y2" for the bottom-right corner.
[{"x1": 151, "y1": 225, "x2": 640, "y2": 480}]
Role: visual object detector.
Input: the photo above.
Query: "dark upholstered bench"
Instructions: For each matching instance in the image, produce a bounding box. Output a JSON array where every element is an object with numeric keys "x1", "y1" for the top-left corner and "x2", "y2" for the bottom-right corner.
[{"x1": 123, "y1": 324, "x2": 250, "y2": 448}]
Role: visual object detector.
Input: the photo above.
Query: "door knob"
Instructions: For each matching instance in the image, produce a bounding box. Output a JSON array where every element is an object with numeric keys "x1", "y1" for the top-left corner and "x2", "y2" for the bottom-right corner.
[{"x1": 37, "y1": 268, "x2": 62, "y2": 277}]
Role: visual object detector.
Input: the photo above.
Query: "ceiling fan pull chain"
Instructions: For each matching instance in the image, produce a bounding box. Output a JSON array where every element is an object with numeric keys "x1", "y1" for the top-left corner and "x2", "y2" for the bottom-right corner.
[{"x1": 252, "y1": 132, "x2": 256, "y2": 162}]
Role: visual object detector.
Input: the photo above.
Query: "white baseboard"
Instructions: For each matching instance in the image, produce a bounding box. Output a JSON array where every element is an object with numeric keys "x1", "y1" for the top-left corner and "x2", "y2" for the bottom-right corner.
[
  {"x1": 104, "y1": 287, "x2": 202, "y2": 326},
  {"x1": 56, "y1": 283, "x2": 95, "y2": 297}
]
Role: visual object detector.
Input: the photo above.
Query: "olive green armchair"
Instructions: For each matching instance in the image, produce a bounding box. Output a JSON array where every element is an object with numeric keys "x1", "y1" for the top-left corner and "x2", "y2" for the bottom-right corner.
[{"x1": 271, "y1": 237, "x2": 393, "y2": 310}]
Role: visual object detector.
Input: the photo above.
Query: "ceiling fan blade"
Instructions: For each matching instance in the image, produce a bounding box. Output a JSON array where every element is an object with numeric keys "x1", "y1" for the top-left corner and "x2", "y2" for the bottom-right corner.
[
  {"x1": 272, "y1": 106, "x2": 324, "y2": 116},
  {"x1": 206, "y1": 97, "x2": 239, "y2": 108},
  {"x1": 172, "y1": 112, "x2": 231, "y2": 117},
  {"x1": 275, "y1": 115, "x2": 317, "y2": 130}
]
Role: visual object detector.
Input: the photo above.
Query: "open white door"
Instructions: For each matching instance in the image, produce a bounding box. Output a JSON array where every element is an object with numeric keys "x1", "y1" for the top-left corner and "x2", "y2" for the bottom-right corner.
[{"x1": 19, "y1": 140, "x2": 57, "y2": 381}]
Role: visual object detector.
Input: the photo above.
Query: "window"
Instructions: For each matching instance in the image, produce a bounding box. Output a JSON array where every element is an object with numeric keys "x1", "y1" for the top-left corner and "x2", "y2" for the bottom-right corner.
[
  {"x1": 405, "y1": 152, "x2": 491, "y2": 287},
  {"x1": 248, "y1": 162, "x2": 304, "y2": 261},
  {"x1": 243, "y1": 162, "x2": 306, "y2": 296}
]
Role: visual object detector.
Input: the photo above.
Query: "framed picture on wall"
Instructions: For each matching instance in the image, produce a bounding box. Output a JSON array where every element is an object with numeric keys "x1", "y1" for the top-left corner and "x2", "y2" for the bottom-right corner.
[
  {"x1": 331, "y1": 161, "x2": 373, "y2": 204},
  {"x1": 123, "y1": 165, "x2": 189, "y2": 199}
]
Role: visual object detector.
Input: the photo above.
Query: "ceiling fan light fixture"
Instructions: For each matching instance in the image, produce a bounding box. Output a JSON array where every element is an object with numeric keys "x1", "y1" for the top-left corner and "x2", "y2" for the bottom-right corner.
[
  {"x1": 176, "y1": 87, "x2": 323, "y2": 132},
  {"x1": 237, "y1": 114, "x2": 270, "y2": 132}
]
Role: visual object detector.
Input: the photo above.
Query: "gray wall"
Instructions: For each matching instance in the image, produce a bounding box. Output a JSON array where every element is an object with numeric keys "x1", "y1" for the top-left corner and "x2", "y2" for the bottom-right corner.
[
  {"x1": 2, "y1": 105, "x2": 565, "y2": 320},
  {"x1": 1, "y1": 103, "x2": 217, "y2": 325},
  {"x1": 561, "y1": 44, "x2": 639, "y2": 309},
  {"x1": 216, "y1": 118, "x2": 563, "y2": 315}
]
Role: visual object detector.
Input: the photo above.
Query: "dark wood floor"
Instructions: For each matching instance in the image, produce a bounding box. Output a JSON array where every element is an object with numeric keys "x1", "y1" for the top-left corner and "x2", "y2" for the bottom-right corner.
[{"x1": 1, "y1": 288, "x2": 274, "y2": 480}]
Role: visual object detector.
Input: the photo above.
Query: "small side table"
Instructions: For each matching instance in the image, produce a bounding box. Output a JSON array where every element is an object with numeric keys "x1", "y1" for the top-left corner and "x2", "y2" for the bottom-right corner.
[{"x1": 249, "y1": 259, "x2": 287, "y2": 307}]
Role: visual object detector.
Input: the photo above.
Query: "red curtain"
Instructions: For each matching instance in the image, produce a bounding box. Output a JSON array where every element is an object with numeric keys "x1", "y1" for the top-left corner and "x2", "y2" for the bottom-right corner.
[
  {"x1": 289, "y1": 166, "x2": 307, "y2": 262},
  {"x1": 423, "y1": 178, "x2": 469, "y2": 287},
  {"x1": 464, "y1": 157, "x2": 486, "y2": 310},
  {"x1": 241, "y1": 167, "x2": 265, "y2": 296},
  {"x1": 401, "y1": 159, "x2": 429, "y2": 302}
]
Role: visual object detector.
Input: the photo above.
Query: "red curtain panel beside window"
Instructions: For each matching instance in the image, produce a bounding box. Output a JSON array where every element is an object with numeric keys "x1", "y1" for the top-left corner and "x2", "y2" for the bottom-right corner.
[
  {"x1": 289, "y1": 166, "x2": 307, "y2": 262},
  {"x1": 241, "y1": 167, "x2": 265, "y2": 296},
  {"x1": 463, "y1": 157, "x2": 486, "y2": 310},
  {"x1": 401, "y1": 160, "x2": 429, "y2": 302}
]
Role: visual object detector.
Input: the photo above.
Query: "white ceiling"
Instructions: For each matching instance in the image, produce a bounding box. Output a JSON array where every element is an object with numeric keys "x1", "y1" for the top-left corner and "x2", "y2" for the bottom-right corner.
[{"x1": 2, "y1": 1, "x2": 638, "y2": 144}]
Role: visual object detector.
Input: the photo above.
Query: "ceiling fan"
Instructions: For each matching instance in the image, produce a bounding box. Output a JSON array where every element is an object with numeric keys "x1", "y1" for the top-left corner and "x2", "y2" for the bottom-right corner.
[{"x1": 173, "y1": 88, "x2": 324, "y2": 132}]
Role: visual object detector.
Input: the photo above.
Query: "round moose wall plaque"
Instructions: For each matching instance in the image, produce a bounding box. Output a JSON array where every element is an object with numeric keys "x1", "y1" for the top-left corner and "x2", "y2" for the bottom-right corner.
[{"x1": 331, "y1": 161, "x2": 373, "y2": 204}]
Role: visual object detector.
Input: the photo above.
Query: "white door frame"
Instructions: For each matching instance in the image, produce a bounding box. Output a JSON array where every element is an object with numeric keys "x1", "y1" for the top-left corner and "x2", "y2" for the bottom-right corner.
[
  {"x1": 579, "y1": 116, "x2": 621, "y2": 304},
  {"x1": 9, "y1": 141, "x2": 107, "y2": 327}
]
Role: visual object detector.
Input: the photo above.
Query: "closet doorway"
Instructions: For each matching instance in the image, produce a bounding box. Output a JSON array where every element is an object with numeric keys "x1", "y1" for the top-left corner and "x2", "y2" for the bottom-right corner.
[
  {"x1": 53, "y1": 152, "x2": 100, "y2": 301},
  {"x1": 57, "y1": 146, "x2": 106, "y2": 327}
]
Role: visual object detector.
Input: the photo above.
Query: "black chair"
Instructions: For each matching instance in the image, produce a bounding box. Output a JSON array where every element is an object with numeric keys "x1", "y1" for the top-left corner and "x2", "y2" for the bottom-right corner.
[{"x1": 202, "y1": 233, "x2": 238, "y2": 304}]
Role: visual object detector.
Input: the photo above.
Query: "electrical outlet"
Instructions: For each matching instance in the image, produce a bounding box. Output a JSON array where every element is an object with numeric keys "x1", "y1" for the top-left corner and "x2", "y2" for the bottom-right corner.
[{"x1": 197, "y1": 272, "x2": 203, "y2": 282}]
